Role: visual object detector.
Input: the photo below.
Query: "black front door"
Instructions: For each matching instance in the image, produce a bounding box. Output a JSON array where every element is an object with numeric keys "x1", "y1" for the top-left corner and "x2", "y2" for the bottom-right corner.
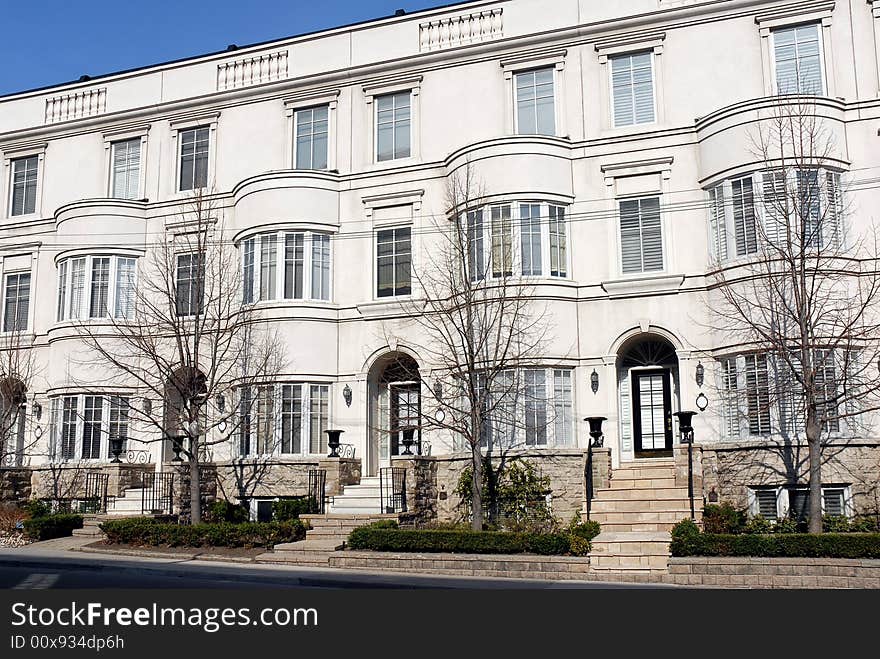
[
  {"x1": 390, "y1": 383, "x2": 421, "y2": 457},
  {"x1": 632, "y1": 369, "x2": 673, "y2": 456}
]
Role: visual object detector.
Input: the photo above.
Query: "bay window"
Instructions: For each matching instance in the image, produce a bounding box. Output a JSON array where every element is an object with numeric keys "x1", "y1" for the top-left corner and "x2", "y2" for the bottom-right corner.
[
  {"x1": 242, "y1": 231, "x2": 332, "y2": 304},
  {"x1": 239, "y1": 383, "x2": 330, "y2": 457},
  {"x1": 50, "y1": 394, "x2": 130, "y2": 462},
  {"x1": 57, "y1": 256, "x2": 137, "y2": 321}
]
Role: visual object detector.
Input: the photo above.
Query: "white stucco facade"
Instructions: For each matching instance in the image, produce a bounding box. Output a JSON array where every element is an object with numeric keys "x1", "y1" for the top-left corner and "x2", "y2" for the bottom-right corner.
[{"x1": 1, "y1": 0, "x2": 879, "y2": 510}]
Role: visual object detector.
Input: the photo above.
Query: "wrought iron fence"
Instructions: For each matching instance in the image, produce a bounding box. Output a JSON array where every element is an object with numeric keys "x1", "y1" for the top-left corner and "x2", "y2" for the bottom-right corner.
[
  {"x1": 307, "y1": 469, "x2": 326, "y2": 514},
  {"x1": 126, "y1": 450, "x2": 152, "y2": 464},
  {"x1": 337, "y1": 443, "x2": 356, "y2": 459},
  {"x1": 379, "y1": 467, "x2": 407, "y2": 514},
  {"x1": 141, "y1": 472, "x2": 174, "y2": 515},
  {"x1": 80, "y1": 472, "x2": 109, "y2": 514}
]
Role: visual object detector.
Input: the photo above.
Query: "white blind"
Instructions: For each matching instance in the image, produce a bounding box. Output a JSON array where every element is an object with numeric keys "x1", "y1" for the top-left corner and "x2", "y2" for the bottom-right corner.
[
  {"x1": 620, "y1": 197, "x2": 663, "y2": 274},
  {"x1": 720, "y1": 358, "x2": 740, "y2": 439},
  {"x1": 761, "y1": 169, "x2": 788, "y2": 248},
  {"x1": 732, "y1": 176, "x2": 757, "y2": 256},
  {"x1": 114, "y1": 257, "x2": 136, "y2": 319},
  {"x1": 773, "y1": 23, "x2": 823, "y2": 95},
  {"x1": 611, "y1": 51, "x2": 655, "y2": 127},
  {"x1": 825, "y1": 171, "x2": 842, "y2": 249},
  {"x1": 112, "y1": 138, "x2": 141, "y2": 200},
  {"x1": 708, "y1": 185, "x2": 727, "y2": 261}
]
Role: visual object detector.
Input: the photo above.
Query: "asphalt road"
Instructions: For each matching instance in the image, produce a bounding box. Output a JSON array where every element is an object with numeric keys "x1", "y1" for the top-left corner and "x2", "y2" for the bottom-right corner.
[{"x1": 0, "y1": 549, "x2": 673, "y2": 589}]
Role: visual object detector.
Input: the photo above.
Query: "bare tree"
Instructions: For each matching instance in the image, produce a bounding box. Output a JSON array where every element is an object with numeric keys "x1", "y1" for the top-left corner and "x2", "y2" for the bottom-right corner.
[
  {"x1": 75, "y1": 190, "x2": 284, "y2": 523},
  {"x1": 709, "y1": 96, "x2": 880, "y2": 532},
  {"x1": 386, "y1": 165, "x2": 554, "y2": 530},
  {"x1": 0, "y1": 319, "x2": 38, "y2": 469}
]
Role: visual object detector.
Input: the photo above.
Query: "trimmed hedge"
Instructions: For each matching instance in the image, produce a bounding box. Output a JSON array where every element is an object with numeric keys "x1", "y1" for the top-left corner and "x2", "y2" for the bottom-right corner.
[
  {"x1": 272, "y1": 498, "x2": 317, "y2": 522},
  {"x1": 100, "y1": 518, "x2": 306, "y2": 549},
  {"x1": 22, "y1": 514, "x2": 84, "y2": 541},
  {"x1": 347, "y1": 525, "x2": 578, "y2": 556},
  {"x1": 670, "y1": 519, "x2": 880, "y2": 558}
]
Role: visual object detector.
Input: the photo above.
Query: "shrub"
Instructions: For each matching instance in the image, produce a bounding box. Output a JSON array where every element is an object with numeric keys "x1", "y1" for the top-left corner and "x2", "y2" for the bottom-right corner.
[
  {"x1": 671, "y1": 531, "x2": 880, "y2": 559},
  {"x1": 566, "y1": 515, "x2": 601, "y2": 541},
  {"x1": 272, "y1": 497, "x2": 317, "y2": 522},
  {"x1": 671, "y1": 518, "x2": 700, "y2": 539},
  {"x1": 742, "y1": 515, "x2": 774, "y2": 534},
  {"x1": 823, "y1": 514, "x2": 851, "y2": 533},
  {"x1": 24, "y1": 499, "x2": 52, "y2": 519},
  {"x1": 100, "y1": 518, "x2": 306, "y2": 549},
  {"x1": 568, "y1": 535, "x2": 591, "y2": 557},
  {"x1": 849, "y1": 516, "x2": 879, "y2": 533},
  {"x1": 22, "y1": 514, "x2": 84, "y2": 541},
  {"x1": 701, "y1": 503, "x2": 746, "y2": 534},
  {"x1": 0, "y1": 504, "x2": 28, "y2": 534},
  {"x1": 772, "y1": 517, "x2": 802, "y2": 534},
  {"x1": 347, "y1": 526, "x2": 576, "y2": 556},
  {"x1": 204, "y1": 500, "x2": 249, "y2": 524}
]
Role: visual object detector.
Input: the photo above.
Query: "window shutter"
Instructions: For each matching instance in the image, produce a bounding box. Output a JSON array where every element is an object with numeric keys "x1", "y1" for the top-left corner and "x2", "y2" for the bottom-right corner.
[
  {"x1": 754, "y1": 489, "x2": 779, "y2": 520},
  {"x1": 619, "y1": 373, "x2": 632, "y2": 453},
  {"x1": 708, "y1": 186, "x2": 727, "y2": 261},
  {"x1": 553, "y1": 369, "x2": 573, "y2": 446},
  {"x1": 732, "y1": 177, "x2": 757, "y2": 256},
  {"x1": 114, "y1": 258, "x2": 136, "y2": 319},
  {"x1": 720, "y1": 358, "x2": 740, "y2": 439},
  {"x1": 620, "y1": 197, "x2": 663, "y2": 274},
  {"x1": 761, "y1": 169, "x2": 787, "y2": 249},
  {"x1": 825, "y1": 171, "x2": 842, "y2": 249},
  {"x1": 822, "y1": 488, "x2": 845, "y2": 516}
]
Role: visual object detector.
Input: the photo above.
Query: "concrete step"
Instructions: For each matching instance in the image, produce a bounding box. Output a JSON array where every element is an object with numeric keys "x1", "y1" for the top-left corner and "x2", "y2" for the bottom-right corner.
[
  {"x1": 590, "y1": 553, "x2": 668, "y2": 572},
  {"x1": 339, "y1": 487, "x2": 382, "y2": 497},
  {"x1": 594, "y1": 487, "x2": 690, "y2": 500},
  {"x1": 590, "y1": 498, "x2": 694, "y2": 514},
  {"x1": 608, "y1": 477, "x2": 678, "y2": 489},
  {"x1": 590, "y1": 510, "x2": 692, "y2": 524},
  {"x1": 590, "y1": 521, "x2": 682, "y2": 533},
  {"x1": 301, "y1": 513, "x2": 395, "y2": 525}
]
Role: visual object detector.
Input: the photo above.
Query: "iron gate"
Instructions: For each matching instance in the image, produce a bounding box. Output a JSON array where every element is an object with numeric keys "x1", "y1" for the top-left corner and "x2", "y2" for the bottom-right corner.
[
  {"x1": 379, "y1": 467, "x2": 407, "y2": 514},
  {"x1": 307, "y1": 469, "x2": 326, "y2": 514},
  {"x1": 141, "y1": 472, "x2": 174, "y2": 515},
  {"x1": 81, "y1": 472, "x2": 109, "y2": 514}
]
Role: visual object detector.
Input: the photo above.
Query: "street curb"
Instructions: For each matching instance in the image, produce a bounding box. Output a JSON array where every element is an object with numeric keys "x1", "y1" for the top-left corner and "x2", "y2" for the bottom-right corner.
[{"x1": 76, "y1": 545, "x2": 259, "y2": 563}]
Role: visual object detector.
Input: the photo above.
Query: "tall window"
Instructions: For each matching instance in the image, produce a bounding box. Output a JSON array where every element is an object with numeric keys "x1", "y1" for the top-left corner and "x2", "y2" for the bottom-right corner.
[
  {"x1": 111, "y1": 138, "x2": 141, "y2": 200},
  {"x1": 490, "y1": 204, "x2": 513, "y2": 278},
  {"x1": 3, "y1": 272, "x2": 30, "y2": 332},
  {"x1": 744, "y1": 354, "x2": 771, "y2": 436},
  {"x1": 515, "y1": 68, "x2": 555, "y2": 136},
  {"x1": 295, "y1": 106, "x2": 329, "y2": 170},
  {"x1": 552, "y1": 369, "x2": 573, "y2": 446},
  {"x1": 721, "y1": 358, "x2": 740, "y2": 439},
  {"x1": 549, "y1": 205, "x2": 567, "y2": 278},
  {"x1": 467, "y1": 210, "x2": 485, "y2": 282},
  {"x1": 242, "y1": 231, "x2": 331, "y2": 303},
  {"x1": 610, "y1": 52, "x2": 655, "y2": 127},
  {"x1": 619, "y1": 196, "x2": 663, "y2": 274},
  {"x1": 376, "y1": 227, "x2": 411, "y2": 298},
  {"x1": 178, "y1": 126, "x2": 210, "y2": 191},
  {"x1": 524, "y1": 369, "x2": 547, "y2": 446},
  {"x1": 376, "y1": 92, "x2": 411, "y2": 162},
  {"x1": 239, "y1": 383, "x2": 329, "y2": 457},
  {"x1": 773, "y1": 23, "x2": 823, "y2": 95},
  {"x1": 50, "y1": 394, "x2": 130, "y2": 462},
  {"x1": 731, "y1": 177, "x2": 758, "y2": 256},
  {"x1": 519, "y1": 203, "x2": 542, "y2": 276},
  {"x1": 10, "y1": 156, "x2": 38, "y2": 216},
  {"x1": 176, "y1": 252, "x2": 204, "y2": 317},
  {"x1": 57, "y1": 256, "x2": 137, "y2": 321}
]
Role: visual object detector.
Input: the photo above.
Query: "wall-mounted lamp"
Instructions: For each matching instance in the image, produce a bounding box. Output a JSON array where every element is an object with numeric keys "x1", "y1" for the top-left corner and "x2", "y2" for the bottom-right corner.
[
  {"x1": 215, "y1": 393, "x2": 226, "y2": 413},
  {"x1": 433, "y1": 380, "x2": 443, "y2": 402},
  {"x1": 342, "y1": 384, "x2": 352, "y2": 407},
  {"x1": 695, "y1": 362, "x2": 705, "y2": 388},
  {"x1": 590, "y1": 369, "x2": 599, "y2": 394},
  {"x1": 143, "y1": 398, "x2": 152, "y2": 416},
  {"x1": 31, "y1": 401, "x2": 42, "y2": 420}
]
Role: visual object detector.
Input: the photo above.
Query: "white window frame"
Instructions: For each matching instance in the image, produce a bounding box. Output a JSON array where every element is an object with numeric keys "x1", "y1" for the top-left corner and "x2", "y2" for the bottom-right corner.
[
  {"x1": 617, "y1": 194, "x2": 665, "y2": 276},
  {"x1": 50, "y1": 394, "x2": 130, "y2": 463},
  {"x1": 102, "y1": 126, "x2": 149, "y2": 200},
  {"x1": 284, "y1": 89, "x2": 339, "y2": 171},
  {"x1": 1, "y1": 270, "x2": 32, "y2": 334},
  {"x1": 756, "y1": 7, "x2": 835, "y2": 98},
  {"x1": 56, "y1": 254, "x2": 138, "y2": 322},
  {"x1": 241, "y1": 230, "x2": 333, "y2": 304},
  {"x1": 769, "y1": 22, "x2": 826, "y2": 96},
  {"x1": 238, "y1": 382, "x2": 331, "y2": 458},
  {"x1": 607, "y1": 51, "x2": 658, "y2": 128},
  {"x1": 1, "y1": 144, "x2": 46, "y2": 219},
  {"x1": 596, "y1": 34, "x2": 665, "y2": 132},
  {"x1": 501, "y1": 51, "x2": 566, "y2": 138},
  {"x1": 169, "y1": 113, "x2": 219, "y2": 195},
  {"x1": 363, "y1": 76, "x2": 422, "y2": 166},
  {"x1": 374, "y1": 225, "x2": 413, "y2": 300}
]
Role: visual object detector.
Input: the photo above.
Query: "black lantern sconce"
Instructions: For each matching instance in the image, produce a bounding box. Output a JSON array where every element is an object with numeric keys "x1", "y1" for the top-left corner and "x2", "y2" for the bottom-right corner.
[
  {"x1": 590, "y1": 369, "x2": 599, "y2": 394},
  {"x1": 433, "y1": 380, "x2": 443, "y2": 402},
  {"x1": 143, "y1": 398, "x2": 152, "y2": 416},
  {"x1": 31, "y1": 400, "x2": 42, "y2": 421},
  {"x1": 695, "y1": 362, "x2": 705, "y2": 388},
  {"x1": 342, "y1": 384, "x2": 352, "y2": 408},
  {"x1": 325, "y1": 429, "x2": 344, "y2": 458},
  {"x1": 215, "y1": 393, "x2": 226, "y2": 413}
]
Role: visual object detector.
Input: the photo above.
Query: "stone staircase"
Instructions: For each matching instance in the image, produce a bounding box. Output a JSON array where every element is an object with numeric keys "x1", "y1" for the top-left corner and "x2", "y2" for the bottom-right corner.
[
  {"x1": 104, "y1": 488, "x2": 148, "y2": 516},
  {"x1": 327, "y1": 476, "x2": 383, "y2": 515},
  {"x1": 587, "y1": 458, "x2": 698, "y2": 573},
  {"x1": 256, "y1": 513, "x2": 398, "y2": 567}
]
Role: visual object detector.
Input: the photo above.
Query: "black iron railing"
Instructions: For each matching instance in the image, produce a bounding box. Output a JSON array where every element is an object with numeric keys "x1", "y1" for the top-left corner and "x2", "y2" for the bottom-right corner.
[
  {"x1": 126, "y1": 450, "x2": 151, "y2": 464},
  {"x1": 81, "y1": 472, "x2": 109, "y2": 514},
  {"x1": 307, "y1": 469, "x2": 327, "y2": 514},
  {"x1": 379, "y1": 467, "x2": 407, "y2": 514},
  {"x1": 585, "y1": 442, "x2": 594, "y2": 521},
  {"x1": 337, "y1": 443, "x2": 356, "y2": 459},
  {"x1": 141, "y1": 472, "x2": 174, "y2": 515}
]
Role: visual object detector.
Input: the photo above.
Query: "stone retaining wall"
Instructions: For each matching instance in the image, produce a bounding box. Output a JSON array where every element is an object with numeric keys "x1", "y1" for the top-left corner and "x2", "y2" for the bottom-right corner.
[
  {"x1": 668, "y1": 557, "x2": 880, "y2": 588},
  {"x1": 0, "y1": 468, "x2": 31, "y2": 506}
]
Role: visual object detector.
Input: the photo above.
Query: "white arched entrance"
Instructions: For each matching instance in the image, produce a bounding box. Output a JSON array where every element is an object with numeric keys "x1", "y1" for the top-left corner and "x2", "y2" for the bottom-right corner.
[{"x1": 365, "y1": 352, "x2": 421, "y2": 476}]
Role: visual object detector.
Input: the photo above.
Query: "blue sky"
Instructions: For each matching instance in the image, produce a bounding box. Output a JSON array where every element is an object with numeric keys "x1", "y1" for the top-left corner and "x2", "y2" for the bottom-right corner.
[{"x1": 0, "y1": 0, "x2": 450, "y2": 96}]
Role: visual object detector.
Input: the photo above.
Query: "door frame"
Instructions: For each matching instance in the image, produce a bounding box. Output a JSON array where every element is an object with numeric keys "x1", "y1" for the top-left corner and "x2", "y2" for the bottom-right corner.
[
  {"x1": 631, "y1": 367, "x2": 673, "y2": 456},
  {"x1": 388, "y1": 381, "x2": 421, "y2": 461}
]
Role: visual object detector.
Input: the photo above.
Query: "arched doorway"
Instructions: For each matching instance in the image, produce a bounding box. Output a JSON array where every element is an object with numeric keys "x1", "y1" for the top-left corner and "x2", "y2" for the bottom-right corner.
[
  {"x1": 366, "y1": 352, "x2": 421, "y2": 476},
  {"x1": 0, "y1": 377, "x2": 26, "y2": 466},
  {"x1": 617, "y1": 334, "x2": 680, "y2": 459},
  {"x1": 163, "y1": 366, "x2": 208, "y2": 462}
]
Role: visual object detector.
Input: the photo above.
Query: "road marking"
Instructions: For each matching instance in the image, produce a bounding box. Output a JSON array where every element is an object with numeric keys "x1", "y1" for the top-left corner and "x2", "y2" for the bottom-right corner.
[{"x1": 12, "y1": 573, "x2": 60, "y2": 589}]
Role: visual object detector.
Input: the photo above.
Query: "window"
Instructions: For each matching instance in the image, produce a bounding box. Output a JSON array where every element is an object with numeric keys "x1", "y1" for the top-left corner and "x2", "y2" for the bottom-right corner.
[
  {"x1": 239, "y1": 383, "x2": 329, "y2": 457},
  {"x1": 744, "y1": 354, "x2": 771, "y2": 436},
  {"x1": 552, "y1": 369, "x2": 573, "y2": 446},
  {"x1": 376, "y1": 227, "x2": 411, "y2": 298},
  {"x1": 10, "y1": 156, "x2": 38, "y2": 216},
  {"x1": 515, "y1": 68, "x2": 555, "y2": 136},
  {"x1": 465, "y1": 202, "x2": 568, "y2": 280},
  {"x1": 524, "y1": 369, "x2": 547, "y2": 446},
  {"x1": 708, "y1": 185, "x2": 727, "y2": 262},
  {"x1": 294, "y1": 106, "x2": 329, "y2": 170},
  {"x1": 50, "y1": 394, "x2": 131, "y2": 462},
  {"x1": 111, "y1": 138, "x2": 141, "y2": 200},
  {"x1": 731, "y1": 177, "x2": 757, "y2": 256},
  {"x1": 376, "y1": 92, "x2": 411, "y2": 162},
  {"x1": 772, "y1": 23, "x2": 823, "y2": 95},
  {"x1": 57, "y1": 256, "x2": 137, "y2": 321},
  {"x1": 822, "y1": 487, "x2": 846, "y2": 516},
  {"x1": 3, "y1": 272, "x2": 30, "y2": 332},
  {"x1": 619, "y1": 196, "x2": 663, "y2": 274},
  {"x1": 178, "y1": 126, "x2": 210, "y2": 191},
  {"x1": 610, "y1": 52, "x2": 655, "y2": 127},
  {"x1": 242, "y1": 231, "x2": 331, "y2": 304},
  {"x1": 753, "y1": 488, "x2": 780, "y2": 520},
  {"x1": 720, "y1": 357, "x2": 740, "y2": 439},
  {"x1": 176, "y1": 252, "x2": 204, "y2": 316}
]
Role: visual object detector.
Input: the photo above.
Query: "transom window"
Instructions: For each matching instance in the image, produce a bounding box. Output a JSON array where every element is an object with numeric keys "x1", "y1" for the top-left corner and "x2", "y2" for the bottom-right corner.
[
  {"x1": 57, "y1": 256, "x2": 136, "y2": 321},
  {"x1": 178, "y1": 126, "x2": 210, "y2": 191},
  {"x1": 464, "y1": 202, "x2": 568, "y2": 281},
  {"x1": 610, "y1": 51, "x2": 655, "y2": 127},
  {"x1": 50, "y1": 394, "x2": 130, "y2": 462},
  {"x1": 239, "y1": 383, "x2": 329, "y2": 456},
  {"x1": 110, "y1": 138, "x2": 142, "y2": 200},
  {"x1": 515, "y1": 68, "x2": 555, "y2": 136},
  {"x1": 772, "y1": 23, "x2": 823, "y2": 95},
  {"x1": 376, "y1": 92, "x2": 411, "y2": 162},
  {"x1": 9, "y1": 156, "x2": 39, "y2": 217},
  {"x1": 294, "y1": 106, "x2": 329, "y2": 170},
  {"x1": 242, "y1": 231, "x2": 332, "y2": 304},
  {"x1": 3, "y1": 272, "x2": 30, "y2": 333}
]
